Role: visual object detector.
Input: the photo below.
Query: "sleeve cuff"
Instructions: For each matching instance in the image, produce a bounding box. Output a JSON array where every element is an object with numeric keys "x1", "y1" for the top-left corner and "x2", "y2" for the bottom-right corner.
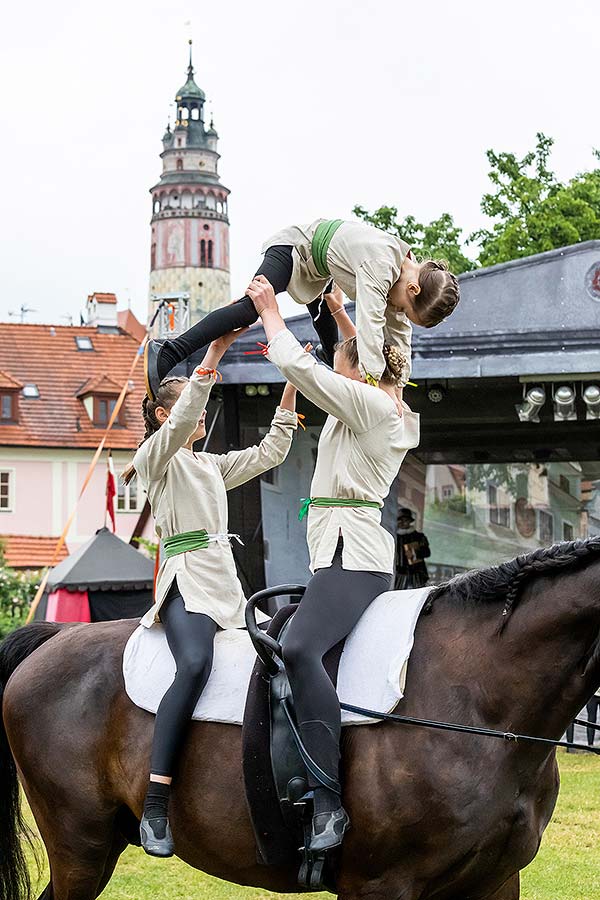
[
  {"x1": 267, "y1": 328, "x2": 299, "y2": 364},
  {"x1": 274, "y1": 406, "x2": 298, "y2": 427}
]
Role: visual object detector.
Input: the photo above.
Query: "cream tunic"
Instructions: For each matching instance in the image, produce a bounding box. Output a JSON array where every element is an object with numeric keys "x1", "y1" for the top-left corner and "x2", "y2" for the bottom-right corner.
[
  {"x1": 267, "y1": 329, "x2": 420, "y2": 574},
  {"x1": 263, "y1": 219, "x2": 413, "y2": 384},
  {"x1": 136, "y1": 371, "x2": 298, "y2": 629}
]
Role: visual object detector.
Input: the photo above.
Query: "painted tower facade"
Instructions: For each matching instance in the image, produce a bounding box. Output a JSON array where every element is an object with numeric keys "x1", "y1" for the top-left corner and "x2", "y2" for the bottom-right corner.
[{"x1": 149, "y1": 42, "x2": 230, "y2": 323}]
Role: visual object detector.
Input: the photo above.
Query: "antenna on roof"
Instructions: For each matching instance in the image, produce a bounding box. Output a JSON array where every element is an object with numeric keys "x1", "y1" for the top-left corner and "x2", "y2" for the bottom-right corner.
[{"x1": 8, "y1": 304, "x2": 37, "y2": 324}]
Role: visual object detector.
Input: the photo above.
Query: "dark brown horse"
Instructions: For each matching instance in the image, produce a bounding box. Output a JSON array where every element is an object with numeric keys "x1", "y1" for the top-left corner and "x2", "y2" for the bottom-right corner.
[{"x1": 2, "y1": 537, "x2": 600, "y2": 900}]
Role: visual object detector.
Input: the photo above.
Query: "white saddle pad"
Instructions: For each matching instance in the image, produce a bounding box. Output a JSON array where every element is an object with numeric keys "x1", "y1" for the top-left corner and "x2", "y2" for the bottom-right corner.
[{"x1": 123, "y1": 587, "x2": 431, "y2": 727}]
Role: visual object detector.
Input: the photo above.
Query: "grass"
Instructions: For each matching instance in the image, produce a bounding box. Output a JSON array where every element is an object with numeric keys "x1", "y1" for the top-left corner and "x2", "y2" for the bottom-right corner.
[{"x1": 22, "y1": 752, "x2": 599, "y2": 899}]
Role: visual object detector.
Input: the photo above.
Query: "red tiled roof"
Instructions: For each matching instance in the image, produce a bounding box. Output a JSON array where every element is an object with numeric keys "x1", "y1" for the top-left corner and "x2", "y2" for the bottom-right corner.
[
  {"x1": 117, "y1": 309, "x2": 146, "y2": 343},
  {"x1": 2, "y1": 534, "x2": 69, "y2": 569},
  {"x1": 0, "y1": 370, "x2": 23, "y2": 390},
  {"x1": 0, "y1": 322, "x2": 146, "y2": 449}
]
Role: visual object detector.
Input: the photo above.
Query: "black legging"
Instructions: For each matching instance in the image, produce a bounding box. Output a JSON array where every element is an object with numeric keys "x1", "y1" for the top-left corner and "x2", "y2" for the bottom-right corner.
[
  {"x1": 150, "y1": 580, "x2": 217, "y2": 777},
  {"x1": 282, "y1": 540, "x2": 391, "y2": 795},
  {"x1": 157, "y1": 245, "x2": 338, "y2": 380}
]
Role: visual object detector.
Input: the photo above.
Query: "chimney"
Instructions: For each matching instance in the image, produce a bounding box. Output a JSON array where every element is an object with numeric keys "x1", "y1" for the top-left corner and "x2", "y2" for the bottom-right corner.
[{"x1": 86, "y1": 293, "x2": 118, "y2": 330}]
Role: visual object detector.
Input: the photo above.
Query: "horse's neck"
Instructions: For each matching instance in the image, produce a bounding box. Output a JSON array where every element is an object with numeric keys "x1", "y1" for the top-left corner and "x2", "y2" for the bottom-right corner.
[{"x1": 459, "y1": 568, "x2": 600, "y2": 742}]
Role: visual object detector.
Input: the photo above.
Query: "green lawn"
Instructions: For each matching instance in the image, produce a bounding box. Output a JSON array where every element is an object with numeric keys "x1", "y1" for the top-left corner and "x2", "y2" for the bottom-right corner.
[{"x1": 23, "y1": 752, "x2": 599, "y2": 899}]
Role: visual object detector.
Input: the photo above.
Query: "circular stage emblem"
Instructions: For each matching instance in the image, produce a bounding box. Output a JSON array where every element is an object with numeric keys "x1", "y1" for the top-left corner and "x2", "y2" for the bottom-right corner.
[
  {"x1": 585, "y1": 261, "x2": 600, "y2": 301},
  {"x1": 515, "y1": 497, "x2": 536, "y2": 538}
]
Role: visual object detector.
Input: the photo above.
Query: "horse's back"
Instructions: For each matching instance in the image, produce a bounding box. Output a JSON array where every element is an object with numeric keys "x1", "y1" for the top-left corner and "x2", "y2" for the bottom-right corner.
[{"x1": 4, "y1": 619, "x2": 139, "y2": 770}]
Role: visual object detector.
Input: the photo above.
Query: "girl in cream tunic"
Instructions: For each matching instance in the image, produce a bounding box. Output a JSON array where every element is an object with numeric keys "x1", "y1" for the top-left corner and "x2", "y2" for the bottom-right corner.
[
  {"x1": 246, "y1": 275, "x2": 420, "y2": 853},
  {"x1": 144, "y1": 218, "x2": 460, "y2": 403},
  {"x1": 124, "y1": 331, "x2": 298, "y2": 857}
]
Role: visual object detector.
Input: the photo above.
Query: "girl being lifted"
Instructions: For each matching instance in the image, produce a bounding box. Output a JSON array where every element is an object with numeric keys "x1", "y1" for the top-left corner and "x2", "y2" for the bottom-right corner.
[
  {"x1": 246, "y1": 274, "x2": 420, "y2": 853},
  {"x1": 124, "y1": 329, "x2": 299, "y2": 857},
  {"x1": 144, "y1": 217, "x2": 459, "y2": 400}
]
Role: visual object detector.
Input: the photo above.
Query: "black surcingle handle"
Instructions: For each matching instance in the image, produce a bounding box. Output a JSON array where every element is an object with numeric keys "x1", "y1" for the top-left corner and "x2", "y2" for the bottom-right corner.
[{"x1": 245, "y1": 584, "x2": 306, "y2": 676}]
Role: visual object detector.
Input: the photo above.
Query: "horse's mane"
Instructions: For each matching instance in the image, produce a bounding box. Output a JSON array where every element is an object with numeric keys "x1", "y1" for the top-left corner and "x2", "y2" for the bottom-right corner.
[{"x1": 424, "y1": 535, "x2": 600, "y2": 632}]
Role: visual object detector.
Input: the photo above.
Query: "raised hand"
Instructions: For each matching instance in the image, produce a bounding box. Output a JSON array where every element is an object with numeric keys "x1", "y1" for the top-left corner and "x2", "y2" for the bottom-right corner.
[{"x1": 246, "y1": 275, "x2": 279, "y2": 316}]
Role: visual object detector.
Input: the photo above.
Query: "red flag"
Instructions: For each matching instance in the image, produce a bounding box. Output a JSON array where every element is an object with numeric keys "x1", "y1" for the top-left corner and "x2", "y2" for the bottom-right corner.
[{"x1": 106, "y1": 453, "x2": 116, "y2": 532}]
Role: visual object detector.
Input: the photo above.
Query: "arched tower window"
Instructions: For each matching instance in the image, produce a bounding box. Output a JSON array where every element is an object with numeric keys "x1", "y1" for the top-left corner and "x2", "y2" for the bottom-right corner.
[
  {"x1": 153, "y1": 198, "x2": 160, "y2": 214},
  {"x1": 200, "y1": 239, "x2": 207, "y2": 267},
  {"x1": 206, "y1": 193, "x2": 216, "y2": 210},
  {"x1": 151, "y1": 243, "x2": 156, "y2": 269},
  {"x1": 208, "y1": 240, "x2": 214, "y2": 267},
  {"x1": 191, "y1": 107, "x2": 199, "y2": 120},
  {"x1": 176, "y1": 158, "x2": 183, "y2": 171}
]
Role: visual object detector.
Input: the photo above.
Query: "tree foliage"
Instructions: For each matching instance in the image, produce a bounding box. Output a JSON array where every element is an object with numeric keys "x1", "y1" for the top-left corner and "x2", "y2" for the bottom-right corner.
[
  {"x1": 471, "y1": 133, "x2": 600, "y2": 266},
  {"x1": 354, "y1": 133, "x2": 600, "y2": 272},
  {"x1": 353, "y1": 205, "x2": 475, "y2": 274}
]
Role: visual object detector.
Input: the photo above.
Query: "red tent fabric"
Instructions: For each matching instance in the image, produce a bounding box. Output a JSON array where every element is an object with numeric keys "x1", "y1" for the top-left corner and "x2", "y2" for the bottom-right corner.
[{"x1": 46, "y1": 589, "x2": 91, "y2": 623}]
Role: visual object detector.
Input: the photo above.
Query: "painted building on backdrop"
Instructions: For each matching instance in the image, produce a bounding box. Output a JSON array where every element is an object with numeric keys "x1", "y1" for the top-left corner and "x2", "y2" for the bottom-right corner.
[{"x1": 148, "y1": 41, "x2": 231, "y2": 324}]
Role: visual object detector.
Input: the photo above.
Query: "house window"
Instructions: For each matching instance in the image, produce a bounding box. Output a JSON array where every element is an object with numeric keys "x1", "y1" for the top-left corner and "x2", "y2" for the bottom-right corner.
[
  {"x1": 441, "y1": 485, "x2": 454, "y2": 500},
  {"x1": 0, "y1": 470, "x2": 13, "y2": 510},
  {"x1": 559, "y1": 474, "x2": 570, "y2": 494},
  {"x1": 488, "y1": 484, "x2": 510, "y2": 528},
  {"x1": 539, "y1": 510, "x2": 554, "y2": 544},
  {"x1": 1, "y1": 393, "x2": 17, "y2": 421},
  {"x1": 563, "y1": 521, "x2": 574, "y2": 541},
  {"x1": 117, "y1": 479, "x2": 139, "y2": 512},
  {"x1": 93, "y1": 396, "x2": 122, "y2": 427},
  {"x1": 176, "y1": 158, "x2": 183, "y2": 171},
  {"x1": 22, "y1": 383, "x2": 39, "y2": 398},
  {"x1": 75, "y1": 336, "x2": 94, "y2": 351}
]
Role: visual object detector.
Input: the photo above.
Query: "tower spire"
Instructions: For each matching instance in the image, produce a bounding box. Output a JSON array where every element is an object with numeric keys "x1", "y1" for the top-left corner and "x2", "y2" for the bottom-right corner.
[{"x1": 187, "y1": 38, "x2": 194, "y2": 80}]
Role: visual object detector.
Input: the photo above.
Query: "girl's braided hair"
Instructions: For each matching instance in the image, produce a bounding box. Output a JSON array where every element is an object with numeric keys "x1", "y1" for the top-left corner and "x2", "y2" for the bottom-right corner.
[
  {"x1": 122, "y1": 376, "x2": 189, "y2": 485},
  {"x1": 335, "y1": 336, "x2": 409, "y2": 386}
]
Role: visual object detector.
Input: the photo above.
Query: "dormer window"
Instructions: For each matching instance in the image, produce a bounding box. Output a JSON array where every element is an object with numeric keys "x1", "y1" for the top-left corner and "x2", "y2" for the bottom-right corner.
[
  {"x1": 94, "y1": 396, "x2": 121, "y2": 427},
  {"x1": 0, "y1": 371, "x2": 22, "y2": 424},
  {"x1": 1, "y1": 393, "x2": 16, "y2": 421},
  {"x1": 75, "y1": 336, "x2": 94, "y2": 351},
  {"x1": 77, "y1": 374, "x2": 127, "y2": 428},
  {"x1": 22, "y1": 383, "x2": 40, "y2": 398}
]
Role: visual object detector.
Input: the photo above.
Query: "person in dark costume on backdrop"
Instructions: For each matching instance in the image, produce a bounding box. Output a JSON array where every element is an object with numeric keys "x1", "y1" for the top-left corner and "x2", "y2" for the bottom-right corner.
[{"x1": 394, "y1": 507, "x2": 431, "y2": 590}]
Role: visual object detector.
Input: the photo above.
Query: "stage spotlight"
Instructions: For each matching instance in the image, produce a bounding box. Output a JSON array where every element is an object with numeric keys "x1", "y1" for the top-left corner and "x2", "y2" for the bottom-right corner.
[
  {"x1": 583, "y1": 384, "x2": 600, "y2": 420},
  {"x1": 244, "y1": 385, "x2": 257, "y2": 397},
  {"x1": 516, "y1": 386, "x2": 546, "y2": 423},
  {"x1": 427, "y1": 384, "x2": 445, "y2": 403},
  {"x1": 257, "y1": 384, "x2": 270, "y2": 397},
  {"x1": 553, "y1": 384, "x2": 577, "y2": 422}
]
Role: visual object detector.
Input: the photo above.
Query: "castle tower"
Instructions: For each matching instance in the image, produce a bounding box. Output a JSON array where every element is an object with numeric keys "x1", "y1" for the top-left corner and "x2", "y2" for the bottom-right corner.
[{"x1": 149, "y1": 41, "x2": 231, "y2": 325}]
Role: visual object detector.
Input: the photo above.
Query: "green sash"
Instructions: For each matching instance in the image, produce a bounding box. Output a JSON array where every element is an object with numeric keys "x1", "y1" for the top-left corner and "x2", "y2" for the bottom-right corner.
[
  {"x1": 163, "y1": 530, "x2": 210, "y2": 558},
  {"x1": 298, "y1": 497, "x2": 381, "y2": 522},
  {"x1": 311, "y1": 219, "x2": 344, "y2": 278}
]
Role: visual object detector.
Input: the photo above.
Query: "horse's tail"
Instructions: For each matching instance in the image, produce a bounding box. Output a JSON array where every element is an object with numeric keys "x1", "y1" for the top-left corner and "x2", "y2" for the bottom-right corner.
[{"x1": 0, "y1": 623, "x2": 63, "y2": 900}]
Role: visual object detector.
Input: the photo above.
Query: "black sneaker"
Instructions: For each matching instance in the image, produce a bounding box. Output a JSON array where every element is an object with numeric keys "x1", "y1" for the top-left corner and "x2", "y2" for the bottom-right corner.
[
  {"x1": 140, "y1": 814, "x2": 174, "y2": 857},
  {"x1": 314, "y1": 344, "x2": 334, "y2": 368},
  {"x1": 143, "y1": 339, "x2": 165, "y2": 402},
  {"x1": 309, "y1": 807, "x2": 350, "y2": 852}
]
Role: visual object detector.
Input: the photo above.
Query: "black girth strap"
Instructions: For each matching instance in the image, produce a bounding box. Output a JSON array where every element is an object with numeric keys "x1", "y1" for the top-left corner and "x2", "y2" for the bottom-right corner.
[{"x1": 339, "y1": 702, "x2": 600, "y2": 755}]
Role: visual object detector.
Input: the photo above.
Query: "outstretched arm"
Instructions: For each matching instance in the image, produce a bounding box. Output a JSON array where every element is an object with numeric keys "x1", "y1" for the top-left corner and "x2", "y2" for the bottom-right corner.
[
  {"x1": 325, "y1": 283, "x2": 356, "y2": 341},
  {"x1": 247, "y1": 276, "x2": 389, "y2": 432}
]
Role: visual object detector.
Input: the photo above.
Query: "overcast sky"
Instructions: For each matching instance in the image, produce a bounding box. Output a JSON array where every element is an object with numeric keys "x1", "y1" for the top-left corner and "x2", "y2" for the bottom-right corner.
[{"x1": 0, "y1": 0, "x2": 598, "y2": 326}]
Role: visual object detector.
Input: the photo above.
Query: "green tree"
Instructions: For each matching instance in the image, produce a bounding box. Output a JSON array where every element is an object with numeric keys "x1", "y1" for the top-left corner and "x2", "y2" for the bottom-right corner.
[
  {"x1": 352, "y1": 205, "x2": 475, "y2": 274},
  {"x1": 470, "y1": 133, "x2": 600, "y2": 266}
]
